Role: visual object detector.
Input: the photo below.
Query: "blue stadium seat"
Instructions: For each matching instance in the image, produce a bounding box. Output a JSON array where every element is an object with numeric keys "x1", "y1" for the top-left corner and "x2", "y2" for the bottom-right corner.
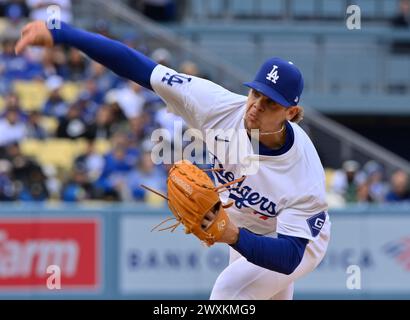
[
  {"x1": 386, "y1": 56, "x2": 410, "y2": 90},
  {"x1": 202, "y1": 0, "x2": 286, "y2": 20},
  {"x1": 291, "y1": 0, "x2": 316, "y2": 18},
  {"x1": 189, "y1": 0, "x2": 400, "y2": 21},
  {"x1": 207, "y1": 0, "x2": 225, "y2": 18},
  {"x1": 382, "y1": 0, "x2": 401, "y2": 18},
  {"x1": 230, "y1": 0, "x2": 254, "y2": 18},
  {"x1": 383, "y1": 0, "x2": 400, "y2": 18},
  {"x1": 259, "y1": 0, "x2": 285, "y2": 18},
  {"x1": 355, "y1": 0, "x2": 377, "y2": 19},
  {"x1": 191, "y1": 0, "x2": 225, "y2": 19},
  {"x1": 199, "y1": 35, "x2": 257, "y2": 74},
  {"x1": 323, "y1": 39, "x2": 380, "y2": 94},
  {"x1": 321, "y1": 0, "x2": 345, "y2": 19},
  {"x1": 190, "y1": 0, "x2": 204, "y2": 19}
]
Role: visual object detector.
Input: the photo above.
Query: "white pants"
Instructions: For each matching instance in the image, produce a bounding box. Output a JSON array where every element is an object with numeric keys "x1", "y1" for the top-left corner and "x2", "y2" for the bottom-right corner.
[{"x1": 210, "y1": 222, "x2": 331, "y2": 300}]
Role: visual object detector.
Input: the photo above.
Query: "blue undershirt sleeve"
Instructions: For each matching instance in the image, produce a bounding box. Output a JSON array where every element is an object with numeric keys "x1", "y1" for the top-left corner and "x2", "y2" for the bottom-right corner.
[
  {"x1": 231, "y1": 228, "x2": 308, "y2": 275},
  {"x1": 50, "y1": 22, "x2": 157, "y2": 90}
]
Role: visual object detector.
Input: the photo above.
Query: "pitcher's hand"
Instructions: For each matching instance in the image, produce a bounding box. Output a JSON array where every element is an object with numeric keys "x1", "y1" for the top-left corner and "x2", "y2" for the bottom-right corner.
[
  {"x1": 202, "y1": 210, "x2": 239, "y2": 245},
  {"x1": 15, "y1": 21, "x2": 54, "y2": 55}
]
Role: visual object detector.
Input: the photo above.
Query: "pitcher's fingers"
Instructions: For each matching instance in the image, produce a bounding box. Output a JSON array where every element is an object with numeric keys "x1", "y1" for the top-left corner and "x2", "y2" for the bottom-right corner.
[
  {"x1": 201, "y1": 218, "x2": 210, "y2": 229},
  {"x1": 205, "y1": 211, "x2": 216, "y2": 220},
  {"x1": 15, "y1": 34, "x2": 32, "y2": 55},
  {"x1": 21, "y1": 23, "x2": 33, "y2": 37}
]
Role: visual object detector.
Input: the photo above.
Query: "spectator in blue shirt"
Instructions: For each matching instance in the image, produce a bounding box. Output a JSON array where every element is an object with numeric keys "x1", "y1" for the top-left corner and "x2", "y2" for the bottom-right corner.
[
  {"x1": 126, "y1": 144, "x2": 166, "y2": 201},
  {"x1": 42, "y1": 75, "x2": 69, "y2": 119},
  {"x1": 61, "y1": 167, "x2": 95, "y2": 202},
  {"x1": 94, "y1": 133, "x2": 140, "y2": 199},
  {"x1": 386, "y1": 170, "x2": 410, "y2": 202},
  {"x1": 0, "y1": 38, "x2": 43, "y2": 81}
]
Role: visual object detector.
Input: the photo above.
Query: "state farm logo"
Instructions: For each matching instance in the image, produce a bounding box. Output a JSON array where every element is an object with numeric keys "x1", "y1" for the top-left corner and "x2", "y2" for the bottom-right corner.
[
  {"x1": 0, "y1": 219, "x2": 101, "y2": 290},
  {"x1": 0, "y1": 230, "x2": 79, "y2": 277}
]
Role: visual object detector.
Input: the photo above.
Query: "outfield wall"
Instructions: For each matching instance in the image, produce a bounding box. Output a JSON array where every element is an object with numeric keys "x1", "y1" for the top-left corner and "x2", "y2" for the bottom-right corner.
[{"x1": 0, "y1": 203, "x2": 408, "y2": 300}]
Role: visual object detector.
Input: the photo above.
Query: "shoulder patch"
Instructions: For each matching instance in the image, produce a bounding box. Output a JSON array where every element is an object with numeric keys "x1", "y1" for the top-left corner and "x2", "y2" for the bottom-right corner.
[{"x1": 306, "y1": 211, "x2": 326, "y2": 237}]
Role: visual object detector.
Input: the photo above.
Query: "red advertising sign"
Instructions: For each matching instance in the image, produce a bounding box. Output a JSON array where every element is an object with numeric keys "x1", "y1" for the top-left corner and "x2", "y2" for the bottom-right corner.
[{"x1": 0, "y1": 218, "x2": 101, "y2": 290}]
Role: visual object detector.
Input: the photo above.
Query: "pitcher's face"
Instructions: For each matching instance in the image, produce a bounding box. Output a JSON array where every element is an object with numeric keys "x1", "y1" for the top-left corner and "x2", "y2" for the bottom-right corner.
[{"x1": 244, "y1": 89, "x2": 287, "y2": 132}]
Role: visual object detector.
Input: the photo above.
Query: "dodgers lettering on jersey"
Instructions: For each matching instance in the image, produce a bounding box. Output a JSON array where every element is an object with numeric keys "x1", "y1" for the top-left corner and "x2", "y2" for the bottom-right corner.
[
  {"x1": 150, "y1": 64, "x2": 330, "y2": 241},
  {"x1": 210, "y1": 156, "x2": 277, "y2": 218}
]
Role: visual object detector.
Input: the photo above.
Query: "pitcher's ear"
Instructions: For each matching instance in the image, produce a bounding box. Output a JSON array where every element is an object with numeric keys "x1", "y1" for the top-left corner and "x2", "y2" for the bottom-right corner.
[{"x1": 287, "y1": 106, "x2": 304, "y2": 123}]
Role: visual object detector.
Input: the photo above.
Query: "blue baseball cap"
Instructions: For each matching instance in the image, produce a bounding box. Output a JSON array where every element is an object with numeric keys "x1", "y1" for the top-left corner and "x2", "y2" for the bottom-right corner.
[{"x1": 244, "y1": 57, "x2": 304, "y2": 107}]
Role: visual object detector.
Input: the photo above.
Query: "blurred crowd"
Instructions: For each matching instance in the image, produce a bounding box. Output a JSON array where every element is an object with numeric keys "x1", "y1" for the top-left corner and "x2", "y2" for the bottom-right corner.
[
  {"x1": 0, "y1": 0, "x2": 72, "y2": 24},
  {"x1": 0, "y1": 3, "x2": 206, "y2": 203},
  {"x1": 0, "y1": 1, "x2": 409, "y2": 206},
  {"x1": 327, "y1": 160, "x2": 410, "y2": 207}
]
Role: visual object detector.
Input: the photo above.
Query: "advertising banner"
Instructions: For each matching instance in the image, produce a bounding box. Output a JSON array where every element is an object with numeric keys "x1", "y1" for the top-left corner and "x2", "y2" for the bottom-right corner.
[
  {"x1": 0, "y1": 217, "x2": 101, "y2": 292},
  {"x1": 296, "y1": 215, "x2": 410, "y2": 295},
  {"x1": 121, "y1": 213, "x2": 410, "y2": 297},
  {"x1": 119, "y1": 215, "x2": 229, "y2": 295}
]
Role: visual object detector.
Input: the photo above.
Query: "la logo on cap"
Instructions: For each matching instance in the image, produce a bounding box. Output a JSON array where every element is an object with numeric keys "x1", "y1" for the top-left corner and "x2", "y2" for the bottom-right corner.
[{"x1": 266, "y1": 65, "x2": 279, "y2": 84}]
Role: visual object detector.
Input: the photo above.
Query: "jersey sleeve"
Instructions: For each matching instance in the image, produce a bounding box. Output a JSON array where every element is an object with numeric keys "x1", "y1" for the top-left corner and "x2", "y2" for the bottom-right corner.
[
  {"x1": 276, "y1": 189, "x2": 328, "y2": 241},
  {"x1": 150, "y1": 64, "x2": 245, "y2": 130}
]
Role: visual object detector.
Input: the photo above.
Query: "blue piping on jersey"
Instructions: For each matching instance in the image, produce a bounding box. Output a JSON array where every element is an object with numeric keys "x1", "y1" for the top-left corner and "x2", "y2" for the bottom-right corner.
[{"x1": 253, "y1": 120, "x2": 295, "y2": 156}]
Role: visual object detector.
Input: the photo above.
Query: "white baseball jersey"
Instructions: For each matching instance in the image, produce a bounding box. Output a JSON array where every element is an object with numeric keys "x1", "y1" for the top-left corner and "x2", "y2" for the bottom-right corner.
[{"x1": 150, "y1": 65, "x2": 331, "y2": 262}]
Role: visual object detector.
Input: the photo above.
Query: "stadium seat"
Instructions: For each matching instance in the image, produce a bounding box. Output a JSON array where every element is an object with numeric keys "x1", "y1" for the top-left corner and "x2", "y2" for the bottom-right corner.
[
  {"x1": 321, "y1": 0, "x2": 345, "y2": 19},
  {"x1": 382, "y1": 0, "x2": 401, "y2": 19},
  {"x1": 0, "y1": 18, "x2": 9, "y2": 34},
  {"x1": 20, "y1": 139, "x2": 43, "y2": 157},
  {"x1": 199, "y1": 36, "x2": 257, "y2": 74},
  {"x1": 386, "y1": 56, "x2": 410, "y2": 92},
  {"x1": 146, "y1": 191, "x2": 166, "y2": 207},
  {"x1": 186, "y1": 0, "x2": 226, "y2": 20},
  {"x1": 190, "y1": 0, "x2": 205, "y2": 19},
  {"x1": 13, "y1": 81, "x2": 48, "y2": 111},
  {"x1": 324, "y1": 168, "x2": 336, "y2": 191},
  {"x1": 355, "y1": 0, "x2": 377, "y2": 19},
  {"x1": 323, "y1": 39, "x2": 380, "y2": 94},
  {"x1": 93, "y1": 139, "x2": 111, "y2": 155},
  {"x1": 259, "y1": 0, "x2": 284, "y2": 18},
  {"x1": 21, "y1": 139, "x2": 80, "y2": 170},
  {"x1": 13, "y1": 81, "x2": 81, "y2": 112},
  {"x1": 291, "y1": 0, "x2": 316, "y2": 19},
  {"x1": 60, "y1": 82, "x2": 81, "y2": 103},
  {"x1": 231, "y1": 0, "x2": 254, "y2": 18},
  {"x1": 40, "y1": 139, "x2": 76, "y2": 170},
  {"x1": 206, "y1": 0, "x2": 225, "y2": 18},
  {"x1": 20, "y1": 137, "x2": 112, "y2": 171},
  {"x1": 187, "y1": 0, "x2": 401, "y2": 22},
  {"x1": 40, "y1": 116, "x2": 59, "y2": 135},
  {"x1": 229, "y1": 0, "x2": 285, "y2": 19}
]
